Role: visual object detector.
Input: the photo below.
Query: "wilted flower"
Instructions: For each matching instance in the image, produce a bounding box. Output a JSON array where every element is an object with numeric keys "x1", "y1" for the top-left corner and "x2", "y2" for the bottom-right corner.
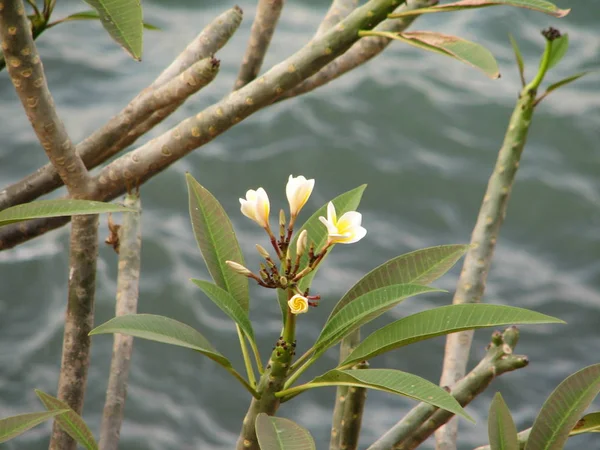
[
  {"x1": 288, "y1": 294, "x2": 309, "y2": 315},
  {"x1": 286, "y1": 175, "x2": 315, "y2": 218},
  {"x1": 240, "y1": 188, "x2": 270, "y2": 229},
  {"x1": 319, "y1": 202, "x2": 366, "y2": 245}
]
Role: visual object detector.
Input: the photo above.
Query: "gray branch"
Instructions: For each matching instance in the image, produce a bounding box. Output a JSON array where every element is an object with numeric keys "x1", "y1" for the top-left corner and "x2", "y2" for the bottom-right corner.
[{"x1": 315, "y1": 0, "x2": 358, "y2": 37}]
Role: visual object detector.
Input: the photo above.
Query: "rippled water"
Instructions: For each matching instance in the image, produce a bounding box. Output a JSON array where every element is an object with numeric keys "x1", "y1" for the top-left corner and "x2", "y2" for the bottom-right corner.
[{"x1": 1, "y1": 0, "x2": 599, "y2": 449}]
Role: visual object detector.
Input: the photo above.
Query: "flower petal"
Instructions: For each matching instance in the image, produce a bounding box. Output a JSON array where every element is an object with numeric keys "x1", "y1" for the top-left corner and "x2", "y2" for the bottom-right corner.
[
  {"x1": 339, "y1": 225, "x2": 367, "y2": 244},
  {"x1": 327, "y1": 201, "x2": 337, "y2": 225},
  {"x1": 337, "y1": 211, "x2": 362, "y2": 231},
  {"x1": 319, "y1": 216, "x2": 338, "y2": 235}
]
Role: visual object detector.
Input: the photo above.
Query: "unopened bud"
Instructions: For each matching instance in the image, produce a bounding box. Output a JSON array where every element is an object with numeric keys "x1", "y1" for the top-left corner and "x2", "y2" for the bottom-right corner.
[
  {"x1": 226, "y1": 260, "x2": 252, "y2": 277},
  {"x1": 279, "y1": 276, "x2": 288, "y2": 287},
  {"x1": 255, "y1": 244, "x2": 271, "y2": 259},
  {"x1": 296, "y1": 230, "x2": 308, "y2": 257},
  {"x1": 279, "y1": 209, "x2": 286, "y2": 228}
]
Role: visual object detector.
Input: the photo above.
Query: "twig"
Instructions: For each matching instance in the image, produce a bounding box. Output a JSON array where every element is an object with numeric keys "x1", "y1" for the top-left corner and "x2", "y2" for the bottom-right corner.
[
  {"x1": 99, "y1": 192, "x2": 142, "y2": 450},
  {"x1": 436, "y1": 66, "x2": 541, "y2": 450},
  {"x1": 315, "y1": 0, "x2": 358, "y2": 38},
  {"x1": 152, "y1": 6, "x2": 242, "y2": 88},
  {"x1": 473, "y1": 428, "x2": 529, "y2": 450},
  {"x1": 367, "y1": 327, "x2": 528, "y2": 450},
  {"x1": 280, "y1": 0, "x2": 438, "y2": 100},
  {"x1": 234, "y1": 0, "x2": 284, "y2": 90},
  {"x1": 0, "y1": 0, "x2": 410, "y2": 251}
]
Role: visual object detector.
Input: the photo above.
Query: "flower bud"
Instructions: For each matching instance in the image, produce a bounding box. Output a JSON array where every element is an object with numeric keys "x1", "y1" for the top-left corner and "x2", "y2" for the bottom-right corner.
[
  {"x1": 240, "y1": 188, "x2": 270, "y2": 229},
  {"x1": 296, "y1": 229, "x2": 308, "y2": 257},
  {"x1": 286, "y1": 175, "x2": 315, "y2": 218},
  {"x1": 225, "y1": 260, "x2": 252, "y2": 277},
  {"x1": 288, "y1": 294, "x2": 309, "y2": 315},
  {"x1": 255, "y1": 244, "x2": 271, "y2": 259},
  {"x1": 279, "y1": 276, "x2": 288, "y2": 288}
]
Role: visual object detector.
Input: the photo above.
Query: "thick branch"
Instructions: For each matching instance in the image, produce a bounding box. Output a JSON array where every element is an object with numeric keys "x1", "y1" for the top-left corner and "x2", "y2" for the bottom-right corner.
[
  {"x1": 99, "y1": 193, "x2": 142, "y2": 450},
  {"x1": 0, "y1": 0, "x2": 89, "y2": 197},
  {"x1": 281, "y1": 0, "x2": 437, "y2": 100},
  {"x1": 436, "y1": 81, "x2": 538, "y2": 450},
  {"x1": 315, "y1": 0, "x2": 358, "y2": 37},
  {"x1": 367, "y1": 327, "x2": 528, "y2": 450},
  {"x1": 234, "y1": 0, "x2": 284, "y2": 89}
]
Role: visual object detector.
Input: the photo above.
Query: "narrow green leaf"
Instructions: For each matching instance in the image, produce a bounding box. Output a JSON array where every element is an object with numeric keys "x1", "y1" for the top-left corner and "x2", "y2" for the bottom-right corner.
[
  {"x1": 90, "y1": 314, "x2": 232, "y2": 369},
  {"x1": 57, "y1": 10, "x2": 159, "y2": 30},
  {"x1": 310, "y1": 369, "x2": 473, "y2": 422},
  {"x1": 0, "y1": 199, "x2": 135, "y2": 227},
  {"x1": 186, "y1": 174, "x2": 249, "y2": 311},
  {"x1": 255, "y1": 414, "x2": 316, "y2": 450},
  {"x1": 314, "y1": 284, "x2": 441, "y2": 356},
  {"x1": 364, "y1": 31, "x2": 499, "y2": 79},
  {"x1": 0, "y1": 410, "x2": 68, "y2": 444},
  {"x1": 342, "y1": 304, "x2": 564, "y2": 366},
  {"x1": 35, "y1": 390, "x2": 98, "y2": 450},
  {"x1": 545, "y1": 72, "x2": 591, "y2": 95},
  {"x1": 277, "y1": 185, "x2": 367, "y2": 322},
  {"x1": 489, "y1": 393, "x2": 519, "y2": 450},
  {"x1": 82, "y1": 0, "x2": 143, "y2": 60},
  {"x1": 525, "y1": 363, "x2": 600, "y2": 450},
  {"x1": 547, "y1": 34, "x2": 568, "y2": 69},
  {"x1": 570, "y1": 412, "x2": 600, "y2": 435},
  {"x1": 190, "y1": 279, "x2": 255, "y2": 342},
  {"x1": 329, "y1": 244, "x2": 468, "y2": 318},
  {"x1": 508, "y1": 34, "x2": 526, "y2": 85},
  {"x1": 389, "y1": 0, "x2": 570, "y2": 18}
]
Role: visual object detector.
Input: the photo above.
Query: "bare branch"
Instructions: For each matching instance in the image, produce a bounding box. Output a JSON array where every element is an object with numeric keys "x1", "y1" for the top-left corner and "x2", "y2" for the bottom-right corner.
[
  {"x1": 234, "y1": 0, "x2": 285, "y2": 90},
  {"x1": 0, "y1": 0, "x2": 89, "y2": 197},
  {"x1": 367, "y1": 327, "x2": 528, "y2": 450},
  {"x1": 315, "y1": 0, "x2": 358, "y2": 37},
  {"x1": 99, "y1": 192, "x2": 142, "y2": 450},
  {"x1": 152, "y1": 6, "x2": 242, "y2": 88},
  {"x1": 281, "y1": 0, "x2": 438, "y2": 100}
]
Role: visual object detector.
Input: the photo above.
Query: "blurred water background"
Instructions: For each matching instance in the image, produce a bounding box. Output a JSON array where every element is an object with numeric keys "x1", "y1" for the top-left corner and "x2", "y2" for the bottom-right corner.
[{"x1": 0, "y1": 0, "x2": 599, "y2": 448}]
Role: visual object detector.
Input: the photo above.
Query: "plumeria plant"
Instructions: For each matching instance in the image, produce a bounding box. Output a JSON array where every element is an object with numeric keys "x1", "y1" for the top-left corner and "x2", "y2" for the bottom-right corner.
[{"x1": 85, "y1": 173, "x2": 563, "y2": 450}]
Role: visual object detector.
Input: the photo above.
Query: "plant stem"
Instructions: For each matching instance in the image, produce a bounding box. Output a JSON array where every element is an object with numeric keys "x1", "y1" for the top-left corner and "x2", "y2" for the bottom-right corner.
[
  {"x1": 527, "y1": 38, "x2": 553, "y2": 92},
  {"x1": 234, "y1": 0, "x2": 285, "y2": 89},
  {"x1": 368, "y1": 327, "x2": 528, "y2": 450},
  {"x1": 283, "y1": 355, "x2": 315, "y2": 390},
  {"x1": 435, "y1": 57, "x2": 542, "y2": 450},
  {"x1": 315, "y1": 0, "x2": 358, "y2": 37},
  {"x1": 238, "y1": 325, "x2": 257, "y2": 387},
  {"x1": 99, "y1": 192, "x2": 142, "y2": 450},
  {"x1": 473, "y1": 428, "x2": 530, "y2": 450}
]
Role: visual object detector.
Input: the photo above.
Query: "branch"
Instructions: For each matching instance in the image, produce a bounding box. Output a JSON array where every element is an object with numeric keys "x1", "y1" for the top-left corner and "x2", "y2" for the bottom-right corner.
[
  {"x1": 280, "y1": 0, "x2": 437, "y2": 100},
  {"x1": 0, "y1": 0, "x2": 89, "y2": 197},
  {"x1": 234, "y1": 0, "x2": 285, "y2": 89},
  {"x1": 473, "y1": 428, "x2": 529, "y2": 450},
  {"x1": 367, "y1": 327, "x2": 528, "y2": 450},
  {"x1": 0, "y1": 0, "x2": 409, "y2": 250},
  {"x1": 99, "y1": 192, "x2": 142, "y2": 450},
  {"x1": 315, "y1": 0, "x2": 358, "y2": 38},
  {"x1": 436, "y1": 70, "x2": 540, "y2": 450}
]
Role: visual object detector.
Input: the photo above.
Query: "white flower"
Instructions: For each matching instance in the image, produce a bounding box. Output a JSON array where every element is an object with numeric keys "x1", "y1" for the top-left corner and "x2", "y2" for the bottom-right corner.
[
  {"x1": 288, "y1": 294, "x2": 309, "y2": 315},
  {"x1": 240, "y1": 188, "x2": 270, "y2": 229},
  {"x1": 225, "y1": 260, "x2": 253, "y2": 277},
  {"x1": 296, "y1": 229, "x2": 308, "y2": 257},
  {"x1": 286, "y1": 175, "x2": 315, "y2": 218},
  {"x1": 318, "y1": 202, "x2": 367, "y2": 244}
]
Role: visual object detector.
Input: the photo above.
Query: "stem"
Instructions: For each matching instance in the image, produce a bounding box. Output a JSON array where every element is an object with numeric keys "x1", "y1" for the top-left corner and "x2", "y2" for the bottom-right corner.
[
  {"x1": 283, "y1": 355, "x2": 315, "y2": 389},
  {"x1": 368, "y1": 327, "x2": 528, "y2": 450},
  {"x1": 227, "y1": 366, "x2": 261, "y2": 400},
  {"x1": 250, "y1": 339, "x2": 265, "y2": 375},
  {"x1": 234, "y1": 0, "x2": 285, "y2": 90},
  {"x1": 289, "y1": 347, "x2": 313, "y2": 373},
  {"x1": 527, "y1": 38, "x2": 553, "y2": 92},
  {"x1": 315, "y1": 0, "x2": 358, "y2": 37},
  {"x1": 238, "y1": 326, "x2": 257, "y2": 387},
  {"x1": 435, "y1": 64, "x2": 540, "y2": 450},
  {"x1": 99, "y1": 192, "x2": 142, "y2": 450},
  {"x1": 473, "y1": 428, "x2": 530, "y2": 450}
]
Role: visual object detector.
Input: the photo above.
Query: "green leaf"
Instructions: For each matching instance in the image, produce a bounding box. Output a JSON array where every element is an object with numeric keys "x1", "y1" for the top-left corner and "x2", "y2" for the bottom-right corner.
[
  {"x1": 56, "y1": 10, "x2": 159, "y2": 30},
  {"x1": 314, "y1": 284, "x2": 441, "y2": 357},
  {"x1": 525, "y1": 363, "x2": 600, "y2": 450},
  {"x1": 389, "y1": 0, "x2": 570, "y2": 18},
  {"x1": 342, "y1": 304, "x2": 564, "y2": 366},
  {"x1": 35, "y1": 390, "x2": 97, "y2": 450},
  {"x1": 186, "y1": 174, "x2": 249, "y2": 311},
  {"x1": 90, "y1": 314, "x2": 232, "y2": 369},
  {"x1": 309, "y1": 369, "x2": 473, "y2": 422},
  {"x1": 0, "y1": 199, "x2": 135, "y2": 227},
  {"x1": 508, "y1": 34, "x2": 525, "y2": 85},
  {"x1": 190, "y1": 279, "x2": 255, "y2": 342},
  {"x1": 363, "y1": 31, "x2": 499, "y2": 79},
  {"x1": 0, "y1": 410, "x2": 68, "y2": 444},
  {"x1": 489, "y1": 393, "x2": 519, "y2": 450},
  {"x1": 255, "y1": 414, "x2": 316, "y2": 450},
  {"x1": 82, "y1": 0, "x2": 143, "y2": 60},
  {"x1": 545, "y1": 72, "x2": 591, "y2": 95},
  {"x1": 277, "y1": 185, "x2": 367, "y2": 322},
  {"x1": 547, "y1": 34, "x2": 568, "y2": 69},
  {"x1": 570, "y1": 412, "x2": 600, "y2": 435},
  {"x1": 329, "y1": 244, "x2": 468, "y2": 319}
]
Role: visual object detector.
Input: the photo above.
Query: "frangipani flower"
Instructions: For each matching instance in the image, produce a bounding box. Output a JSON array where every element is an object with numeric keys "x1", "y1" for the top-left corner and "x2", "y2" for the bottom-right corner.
[
  {"x1": 240, "y1": 188, "x2": 270, "y2": 229},
  {"x1": 319, "y1": 202, "x2": 367, "y2": 245},
  {"x1": 286, "y1": 175, "x2": 315, "y2": 218},
  {"x1": 288, "y1": 294, "x2": 309, "y2": 315}
]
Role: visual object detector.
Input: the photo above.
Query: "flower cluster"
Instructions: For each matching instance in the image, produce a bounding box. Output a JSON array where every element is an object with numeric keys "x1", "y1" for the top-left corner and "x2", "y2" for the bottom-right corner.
[{"x1": 227, "y1": 175, "x2": 366, "y2": 315}]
